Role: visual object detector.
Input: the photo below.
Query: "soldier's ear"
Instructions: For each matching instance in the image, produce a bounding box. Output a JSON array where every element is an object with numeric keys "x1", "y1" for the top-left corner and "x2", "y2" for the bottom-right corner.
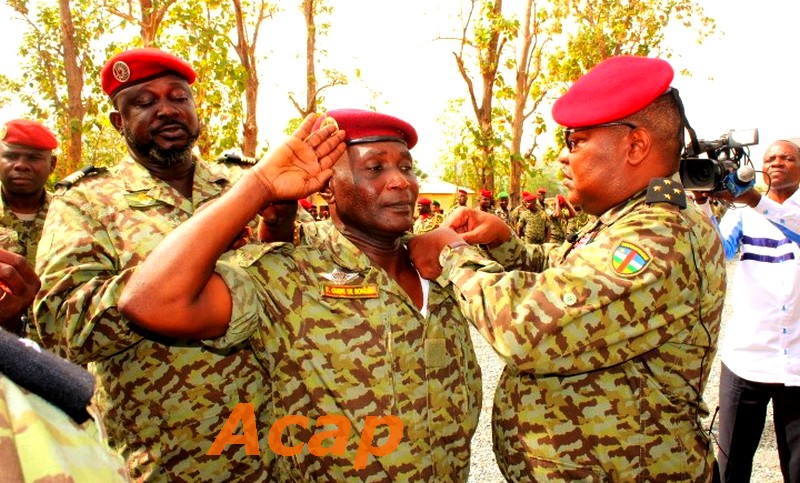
[
  {"x1": 320, "y1": 180, "x2": 334, "y2": 206},
  {"x1": 109, "y1": 111, "x2": 123, "y2": 135}
]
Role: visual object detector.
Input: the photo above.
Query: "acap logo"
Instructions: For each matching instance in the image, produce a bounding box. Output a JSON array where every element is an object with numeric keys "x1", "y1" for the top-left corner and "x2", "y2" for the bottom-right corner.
[{"x1": 208, "y1": 403, "x2": 403, "y2": 469}]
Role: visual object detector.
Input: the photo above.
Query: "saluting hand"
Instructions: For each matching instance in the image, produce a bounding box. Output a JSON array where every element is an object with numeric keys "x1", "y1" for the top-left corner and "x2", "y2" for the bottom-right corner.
[{"x1": 252, "y1": 113, "x2": 347, "y2": 200}]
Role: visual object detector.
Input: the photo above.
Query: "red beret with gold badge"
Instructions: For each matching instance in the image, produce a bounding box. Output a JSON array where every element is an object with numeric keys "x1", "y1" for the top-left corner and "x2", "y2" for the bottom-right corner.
[
  {"x1": 101, "y1": 48, "x2": 197, "y2": 97},
  {"x1": 312, "y1": 109, "x2": 417, "y2": 149},
  {"x1": 552, "y1": 56, "x2": 674, "y2": 128},
  {"x1": 0, "y1": 119, "x2": 58, "y2": 151},
  {"x1": 417, "y1": 197, "x2": 432, "y2": 206}
]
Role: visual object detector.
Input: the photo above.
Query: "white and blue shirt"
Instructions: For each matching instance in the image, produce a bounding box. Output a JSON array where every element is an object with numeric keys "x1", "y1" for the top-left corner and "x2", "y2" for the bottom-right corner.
[{"x1": 709, "y1": 192, "x2": 800, "y2": 386}]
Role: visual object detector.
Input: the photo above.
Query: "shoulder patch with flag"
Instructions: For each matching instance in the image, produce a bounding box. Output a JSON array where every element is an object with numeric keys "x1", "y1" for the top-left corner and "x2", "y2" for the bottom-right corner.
[{"x1": 611, "y1": 241, "x2": 651, "y2": 276}]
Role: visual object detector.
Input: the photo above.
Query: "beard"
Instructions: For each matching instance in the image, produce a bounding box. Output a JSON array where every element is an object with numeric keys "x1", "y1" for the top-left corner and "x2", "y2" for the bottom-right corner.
[{"x1": 123, "y1": 123, "x2": 201, "y2": 167}]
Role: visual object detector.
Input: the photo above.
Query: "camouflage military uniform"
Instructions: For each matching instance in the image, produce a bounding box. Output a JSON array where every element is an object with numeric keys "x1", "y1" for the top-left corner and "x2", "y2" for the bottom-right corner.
[
  {"x1": 547, "y1": 208, "x2": 571, "y2": 244},
  {"x1": 1, "y1": 189, "x2": 50, "y2": 337},
  {"x1": 209, "y1": 221, "x2": 482, "y2": 482},
  {"x1": 516, "y1": 203, "x2": 549, "y2": 244},
  {"x1": 412, "y1": 212, "x2": 445, "y2": 234},
  {"x1": 33, "y1": 157, "x2": 271, "y2": 482},
  {"x1": 0, "y1": 189, "x2": 50, "y2": 267},
  {"x1": 438, "y1": 178, "x2": 726, "y2": 481},
  {"x1": 1, "y1": 375, "x2": 130, "y2": 482},
  {"x1": 494, "y1": 207, "x2": 511, "y2": 225}
]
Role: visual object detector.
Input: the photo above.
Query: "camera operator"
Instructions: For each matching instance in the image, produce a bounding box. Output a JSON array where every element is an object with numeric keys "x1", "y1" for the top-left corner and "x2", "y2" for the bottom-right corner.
[{"x1": 694, "y1": 139, "x2": 800, "y2": 483}]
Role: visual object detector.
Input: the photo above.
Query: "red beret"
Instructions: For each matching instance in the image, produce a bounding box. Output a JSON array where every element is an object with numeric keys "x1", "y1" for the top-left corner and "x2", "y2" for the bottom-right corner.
[
  {"x1": 0, "y1": 119, "x2": 58, "y2": 151},
  {"x1": 523, "y1": 193, "x2": 536, "y2": 202},
  {"x1": 101, "y1": 48, "x2": 197, "y2": 97},
  {"x1": 417, "y1": 197, "x2": 431, "y2": 206},
  {"x1": 298, "y1": 199, "x2": 312, "y2": 209},
  {"x1": 480, "y1": 189, "x2": 492, "y2": 198},
  {"x1": 552, "y1": 56, "x2": 673, "y2": 128},
  {"x1": 312, "y1": 109, "x2": 417, "y2": 149},
  {"x1": 457, "y1": 189, "x2": 467, "y2": 194},
  {"x1": 537, "y1": 188, "x2": 547, "y2": 194},
  {"x1": 521, "y1": 191, "x2": 531, "y2": 198}
]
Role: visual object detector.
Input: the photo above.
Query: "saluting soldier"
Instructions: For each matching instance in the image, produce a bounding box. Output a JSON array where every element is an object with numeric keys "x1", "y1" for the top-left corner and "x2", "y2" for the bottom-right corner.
[
  {"x1": 409, "y1": 56, "x2": 726, "y2": 482},
  {"x1": 0, "y1": 120, "x2": 58, "y2": 335},
  {"x1": 119, "y1": 109, "x2": 482, "y2": 482},
  {"x1": 33, "y1": 48, "x2": 270, "y2": 481}
]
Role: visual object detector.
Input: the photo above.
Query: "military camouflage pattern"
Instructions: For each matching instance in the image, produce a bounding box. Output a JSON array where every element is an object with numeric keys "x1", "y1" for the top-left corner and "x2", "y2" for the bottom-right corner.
[
  {"x1": 1, "y1": 189, "x2": 50, "y2": 338},
  {"x1": 33, "y1": 157, "x2": 270, "y2": 482},
  {"x1": 439, "y1": 181, "x2": 726, "y2": 482},
  {"x1": 547, "y1": 207, "x2": 572, "y2": 243},
  {"x1": 494, "y1": 207, "x2": 511, "y2": 225},
  {"x1": 210, "y1": 221, "x2": 482, "y2": 482},
  {"x1": 0, "y1": 189, "x2": 50, "y2": 268},
  {"x1": 516, "y1": 203, "x2": 549, "y2": 244},
  {"x1": 412, "y1": 212, "x2": 445, "y2": 234},
  {"x1": 0, "y1": 375, "x2": 130, "y2": 482}
]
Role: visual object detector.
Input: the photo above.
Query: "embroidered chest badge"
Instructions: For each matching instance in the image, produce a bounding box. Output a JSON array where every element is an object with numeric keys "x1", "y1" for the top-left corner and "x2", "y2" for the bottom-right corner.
[
  {"x1": 611, "y1": 241, "x2": 651, "y2": 276},
  {"x1": 320, "y1": 268, "x2": 379, "y2": 299}
]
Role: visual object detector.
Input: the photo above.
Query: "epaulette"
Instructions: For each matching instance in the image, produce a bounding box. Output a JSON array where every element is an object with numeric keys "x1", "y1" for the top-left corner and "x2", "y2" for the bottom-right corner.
[
  {"x1": 645, "y1": 177, "x2": 687, "y2": 209},
  {"x1": 215, "y1": 149, "x2": 258, "y2": 166},
  {"x1": 55, "y1": 164, "x2": 105, "y2": 190}
]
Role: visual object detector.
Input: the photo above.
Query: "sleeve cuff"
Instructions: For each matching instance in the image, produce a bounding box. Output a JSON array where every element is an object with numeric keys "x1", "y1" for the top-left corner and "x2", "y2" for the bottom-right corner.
[{"x1": 202, "y1": 260, "x2": 260, "y2": 349}]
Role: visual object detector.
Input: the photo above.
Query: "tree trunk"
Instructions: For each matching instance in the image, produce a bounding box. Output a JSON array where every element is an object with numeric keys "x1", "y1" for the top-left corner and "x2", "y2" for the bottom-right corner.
[{"x1": 58, "y1": 0, "x2": 85, "y2": 176}]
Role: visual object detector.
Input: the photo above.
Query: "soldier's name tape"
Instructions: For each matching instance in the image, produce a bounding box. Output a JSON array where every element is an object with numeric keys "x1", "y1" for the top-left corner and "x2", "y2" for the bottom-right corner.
[
  {"x1": 208, "y1": 403, "x2": 402, "y2": 469},
  {"x1": 322, "y1": 283, "x2": 379, "y2": 298}
]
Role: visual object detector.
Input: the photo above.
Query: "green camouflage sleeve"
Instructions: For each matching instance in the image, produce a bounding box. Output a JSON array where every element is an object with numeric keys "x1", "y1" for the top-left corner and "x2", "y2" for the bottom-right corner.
[
  {"x1": 204, "y1": 241, "x2": 289, "y2": 349},
  {"x1": 33, "y1": 191, "x2": 142, "y2": 362},
  {"x1": 0, "y1": 376, "x2": 130, "y2": 482},
  {"x1": 484, "y1": 235, "x2": 554, "y2": 272},
  {"x1": 441, "y1": 209, "x2": 702, "y2": 375}
]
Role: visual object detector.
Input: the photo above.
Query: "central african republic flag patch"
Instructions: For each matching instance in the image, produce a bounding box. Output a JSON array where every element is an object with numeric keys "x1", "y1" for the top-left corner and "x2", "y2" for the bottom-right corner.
[{"x1": 611, "y1": 241, "x2": 651, "y2": 276}]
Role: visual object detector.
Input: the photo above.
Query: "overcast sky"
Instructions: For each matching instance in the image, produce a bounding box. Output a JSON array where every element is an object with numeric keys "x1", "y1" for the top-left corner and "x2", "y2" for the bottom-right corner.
[{"x1": 1, "y1": 0, "x2": 797, "y2": 176}]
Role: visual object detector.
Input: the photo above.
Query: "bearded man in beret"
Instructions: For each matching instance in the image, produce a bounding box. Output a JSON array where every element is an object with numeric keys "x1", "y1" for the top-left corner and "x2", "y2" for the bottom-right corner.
[
  {"x1": 118, "y1": 109, "x2": 482, "y2": 481},
  {"x1": 33, "y1": 48, "x2": 270, "y2": 481},
  {"x1": 0, "y1": 119, "x2": 57, "y2": 334},
  {"x1": 409, "y1": 56, "x2": 726, "y2": 481}
]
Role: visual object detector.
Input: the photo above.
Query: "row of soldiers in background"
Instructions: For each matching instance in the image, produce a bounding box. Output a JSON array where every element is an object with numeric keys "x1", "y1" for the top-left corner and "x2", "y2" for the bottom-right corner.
[{"x1": 412, "y1": 186, "x2": 593, "y2": 242}]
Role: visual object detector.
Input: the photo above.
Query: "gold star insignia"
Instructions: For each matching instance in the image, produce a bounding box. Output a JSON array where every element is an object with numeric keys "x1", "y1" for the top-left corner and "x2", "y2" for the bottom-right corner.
[
  {"x1": 653, "y1": 186, "x2": 662, "y2": 191},
  {"x1": 663, "y1": 179, "x2": 673, "y2": 185}
]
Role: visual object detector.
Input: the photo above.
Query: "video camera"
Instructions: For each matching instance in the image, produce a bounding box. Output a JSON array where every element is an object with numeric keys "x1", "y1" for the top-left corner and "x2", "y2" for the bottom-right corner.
[{"x1": 679, "y1": 128, "x2": 759, "y2": 197}]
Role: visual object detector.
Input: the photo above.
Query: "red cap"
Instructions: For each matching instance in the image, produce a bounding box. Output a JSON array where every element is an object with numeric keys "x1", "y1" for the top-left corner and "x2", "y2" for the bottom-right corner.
[
  {"x1": 417, "y1": 197, "x2": 431, "y2": 206},
  {"x1": 457, "y1": 189, "x2": 467, "y2": 194},
  {"x1": 480, "y1": 189, "x2": 492, "y2": 198},
  {"x1": 537, "y1": 187, "x2": 547, "y2": 194},
  {"x1": 101, "y1": 48, "x2": 197, "y2": 97},
  {"x1": 521, "y1": 191, "x2": 531, "y2": 198},
  {"x1": 0, "y1": 119, "x2": 58, "y2": 150},
  {"x1": 312, "y1": 109, "x2": 417, "y2": 149},
  {"x1": 523, "y1": 193, "x2": 536, "y2": 202},
  {"x1": 552, "y1": 56, "x2": 673, "y2": 128},
  {"x1": 298, "y1": 199, "x2": 312, "y2": 209}
]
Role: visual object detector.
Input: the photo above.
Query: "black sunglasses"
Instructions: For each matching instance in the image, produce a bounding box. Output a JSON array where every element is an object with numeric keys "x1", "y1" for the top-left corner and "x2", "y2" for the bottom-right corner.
[{"x1": 564, "y1": 121, "x2": 637, "y2": 152}]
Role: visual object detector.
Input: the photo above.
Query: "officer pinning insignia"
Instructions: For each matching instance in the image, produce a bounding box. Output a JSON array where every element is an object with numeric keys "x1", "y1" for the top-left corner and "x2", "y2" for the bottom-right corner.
[
  {"x1": 645, "y1": 177, "x2": 687, "y2": 209},
  {"x1": 55, "y1": 165, "x2": 104, "y2": 190},
  {"x1": 611, "y1": 241, "x2": 651, "y2": 276}
]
